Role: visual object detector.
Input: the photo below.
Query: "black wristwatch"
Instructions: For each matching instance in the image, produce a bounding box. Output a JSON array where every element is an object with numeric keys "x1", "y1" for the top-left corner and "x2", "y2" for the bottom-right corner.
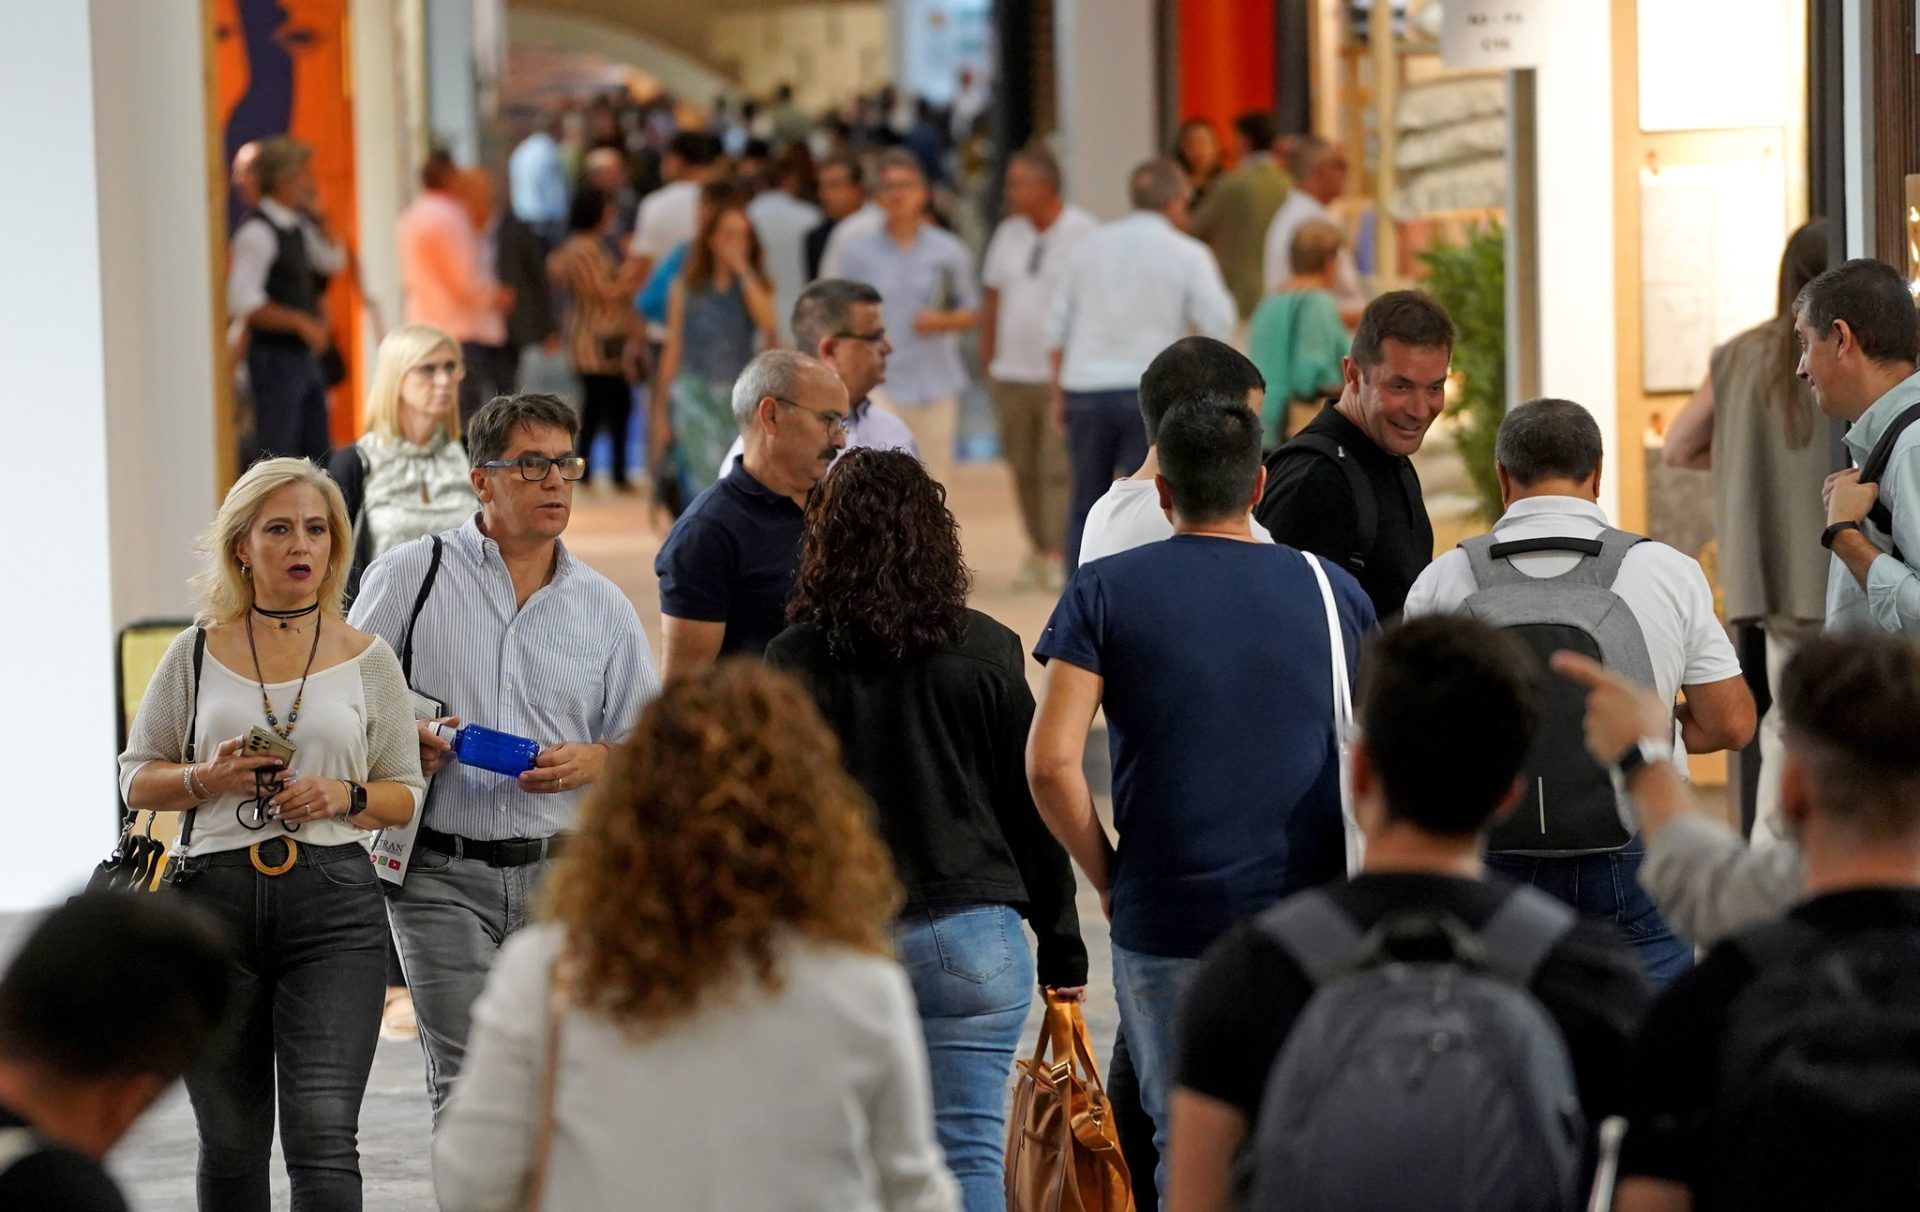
[
  {"x1": 1822, "y1": 519, "x2": 1864, "y2": 550},
  {"x1": 344, "y1": 780, "x2": 368, "y2": 818},
  {"x1": 1616, "y1": 738, "x2": 1675, "y2": 779}
]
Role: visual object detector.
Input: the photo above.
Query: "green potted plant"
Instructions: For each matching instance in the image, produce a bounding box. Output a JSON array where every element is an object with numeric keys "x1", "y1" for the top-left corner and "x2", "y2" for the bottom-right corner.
[{"x1": 1417, "y1": 223, "x2": 1506, "y2": 522}]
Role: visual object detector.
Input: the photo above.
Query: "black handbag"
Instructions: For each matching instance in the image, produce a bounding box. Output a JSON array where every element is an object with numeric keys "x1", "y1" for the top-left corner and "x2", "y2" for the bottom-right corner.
[{"x1": 90, "y1": 628, "x2": 205, "y2": 893}]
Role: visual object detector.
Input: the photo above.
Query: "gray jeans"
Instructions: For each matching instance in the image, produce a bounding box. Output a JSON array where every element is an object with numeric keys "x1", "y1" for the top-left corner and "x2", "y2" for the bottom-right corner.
[{"x1": 387, "y1": 847, "x2": 557, "y2": 1120}]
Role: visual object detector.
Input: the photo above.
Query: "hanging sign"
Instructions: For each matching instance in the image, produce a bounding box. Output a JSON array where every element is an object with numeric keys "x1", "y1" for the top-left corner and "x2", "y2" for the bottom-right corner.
[{"x1": 1441, "y1": 0, "x2": 1543, "y2": 70}]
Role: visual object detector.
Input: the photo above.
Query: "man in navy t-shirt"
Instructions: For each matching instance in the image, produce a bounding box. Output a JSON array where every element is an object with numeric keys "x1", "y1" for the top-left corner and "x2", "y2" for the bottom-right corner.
[{"x1": 1027, "y1": 391, "x2": 1375, "y2": 1198}]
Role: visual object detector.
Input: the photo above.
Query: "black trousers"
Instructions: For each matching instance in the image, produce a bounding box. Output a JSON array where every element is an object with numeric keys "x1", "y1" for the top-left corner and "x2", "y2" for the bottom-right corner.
[
  {"x1": 458, "y1": 342, "x2": 521, "y2": 431},
  {"x1": 578, "y1": 372, "x2": 634, "y2": 484}
]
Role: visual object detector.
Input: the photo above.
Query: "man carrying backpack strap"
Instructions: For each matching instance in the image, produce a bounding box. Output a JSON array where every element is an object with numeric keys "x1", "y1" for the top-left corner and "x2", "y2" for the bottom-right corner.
[
  {"x1": 1792, "y1": 258, "x2": 1920, "y2": 637},
  {"x1": 1583, "y1": 631, "x2": 1920, "y2": 1212},
  {"x1": 1403, "y1": 398, "x2": 1754, "y2": 983},
  {"x1": 1166, "y1": 617, "x2": 1650, "y2": 1212}
]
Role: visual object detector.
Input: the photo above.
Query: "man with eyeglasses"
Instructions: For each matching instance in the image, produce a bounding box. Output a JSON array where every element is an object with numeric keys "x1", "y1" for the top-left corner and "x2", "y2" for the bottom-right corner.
[
  {"x1": 714, "y1": 278, "x2": 920, "y2": 477},
  {"x1": 982, "y1": 149, "x2": 1097, "y2": 591},
  {"x1": 349, "y1": 393, "x2": 658, "y2": 1122},
  {"x1": 656, "y1": 350, "x2": 850, "y2": 678}
]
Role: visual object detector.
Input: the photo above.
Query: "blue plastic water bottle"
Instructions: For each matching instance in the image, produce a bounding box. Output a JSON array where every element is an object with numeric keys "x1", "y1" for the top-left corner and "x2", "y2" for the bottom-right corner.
[{"x1": 432, "y1": 722, "x2": 541, "y2": 778}]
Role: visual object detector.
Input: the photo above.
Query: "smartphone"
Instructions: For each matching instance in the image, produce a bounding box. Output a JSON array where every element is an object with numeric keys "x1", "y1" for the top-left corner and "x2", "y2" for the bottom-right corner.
[{"x1": 244, "y1": 726, "x2": 297, "y2": 774}]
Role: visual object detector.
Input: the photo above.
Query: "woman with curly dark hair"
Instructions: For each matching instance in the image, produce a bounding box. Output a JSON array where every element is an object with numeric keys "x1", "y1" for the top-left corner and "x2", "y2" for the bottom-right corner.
[
  {"x1": 432, "y1": 662, "x2": 959, "y2": 1212},
  {"x1": 765, "y1": 448, "x2": 1088, "y2": 1212}
]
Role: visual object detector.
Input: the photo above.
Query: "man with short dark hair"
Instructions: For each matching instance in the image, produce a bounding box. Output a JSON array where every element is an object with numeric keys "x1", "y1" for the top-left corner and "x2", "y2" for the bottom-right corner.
[
  {"x1": 835, "y1": 150, "x2": 979, "y2": 483},
  {"x1": 0, "y1": 893, "x2": 232, "y2": 1209},
  {"x1": 1047, "y1": 158, "x2": 1237, "y2": 568},
  {"x1": 1189, "y1": 112, "x2": 1289, "y2": 320},
  {"x1": 1255, "y1": 289, "x2": 1453, "y2": 618},
  {"x1": 1262, "y1": 134, "x2": 1365, "y2": 325},
  {"x1": 982, "y1": 149, "x2": 1098, "y2": 588},
  {"x1": 1028, "y1": 393, "x2": 1375, "y2": 1198},
  {"x1": 1577, "y1": 632, "x2": 1920, "y2": 1211},
  {"x1": 1166, "y1": 617, "x2": 1649, "y2": 1212},
  {"x1": 630, "y1": 130, "x2": 723, "y2": 288},
  {"x1": 1793, "y1": 257, "x2": 1920, "y2": 636},
  {"x1": 807, "y1": 154, "x2": 877, "y2": 281},
  {"x1": 1404, "y1": 397, "x2": 1754, "y2": 981},
  {"x1": 350, "y1": 392, "x2": 657, "y2": 1119},
  {"x1": 655, "y1": 350, "x2": 850, "y2": 677},
  {"x1": 1078, "y1": 336, "x2": 1275, "y2": 563},
  {"x1": 746, "y1": 149, "x2": 823, "y2": 345}
]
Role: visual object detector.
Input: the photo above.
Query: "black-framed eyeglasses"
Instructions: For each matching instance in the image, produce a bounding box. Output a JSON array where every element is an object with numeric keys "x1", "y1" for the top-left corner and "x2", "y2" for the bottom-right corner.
[
  {"x1": 832, "y1": 328, "x2": 888, "y2": 346},
  {"x1": 773, "y1": 397, "x2": 849, "y2": 436},
  {"x1": 480, "y1": 454, "x2": 588, "y2": 482}
]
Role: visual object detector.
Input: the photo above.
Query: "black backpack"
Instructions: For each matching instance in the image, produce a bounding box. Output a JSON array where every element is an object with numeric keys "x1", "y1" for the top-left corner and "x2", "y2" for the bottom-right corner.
[
  {"x1": 1859, "y1": 400, "x2": 1920, "y2": 562},
  {"x1": 1711, "y1": 917, "x2": 1920, "y2": 1209}
]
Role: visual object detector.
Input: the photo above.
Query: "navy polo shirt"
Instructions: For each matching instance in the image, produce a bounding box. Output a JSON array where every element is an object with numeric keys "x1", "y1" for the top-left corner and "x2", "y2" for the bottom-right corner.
[{"x1": 655, "y1": 457, "x2": 806, "y2": 658}]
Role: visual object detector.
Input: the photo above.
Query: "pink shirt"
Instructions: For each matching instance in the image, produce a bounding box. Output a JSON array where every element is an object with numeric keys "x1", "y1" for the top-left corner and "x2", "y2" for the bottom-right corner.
[{"x1": 396, "y1": 191, "x2": 506, "y2": 344}]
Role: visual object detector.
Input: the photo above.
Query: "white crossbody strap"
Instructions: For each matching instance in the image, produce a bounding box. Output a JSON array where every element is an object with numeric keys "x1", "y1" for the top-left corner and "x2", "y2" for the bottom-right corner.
[{"x1": 1304, "y1": 553, "x2": 1364, "y2": 873}]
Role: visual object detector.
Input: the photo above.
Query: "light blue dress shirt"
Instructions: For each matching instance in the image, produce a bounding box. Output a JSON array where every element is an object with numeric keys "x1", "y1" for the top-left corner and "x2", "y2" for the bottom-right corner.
[
  {"x1": 349, "y1": 516, "x2": 659, "y2": 839},
  {"x1": 1045, "y1": 210, "x2": 1237, "y2": 392},
  {"x1": 835, "y1": 224, "x2": 980, "y2": 405},
  {"x1": 1827, "y1": 366, "x2": 1920, "y2": 636},
  {"x1": 508, "y1": 132, "x2": 568, "y2": 228}
]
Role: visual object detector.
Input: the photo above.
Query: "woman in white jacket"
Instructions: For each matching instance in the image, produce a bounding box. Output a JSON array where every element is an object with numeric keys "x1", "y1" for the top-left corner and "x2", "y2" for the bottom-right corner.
[{"x1": 434, "y1": 661, "x2": 959, "y2": 1212}]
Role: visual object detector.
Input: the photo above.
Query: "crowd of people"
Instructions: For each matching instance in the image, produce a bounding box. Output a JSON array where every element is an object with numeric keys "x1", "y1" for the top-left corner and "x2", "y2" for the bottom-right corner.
[{"x1": 8, "y1": 78, "x2": 1920, "y2": 1212}]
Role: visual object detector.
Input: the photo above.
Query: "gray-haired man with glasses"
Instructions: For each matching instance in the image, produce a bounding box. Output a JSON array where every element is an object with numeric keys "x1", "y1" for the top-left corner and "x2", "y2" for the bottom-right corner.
[
  {"x1": 349, "y1": 392, "x2": 658, "y2": 1121},
  {"x1": 656, "y1": 350, "x2": 850, "y2": 678}
]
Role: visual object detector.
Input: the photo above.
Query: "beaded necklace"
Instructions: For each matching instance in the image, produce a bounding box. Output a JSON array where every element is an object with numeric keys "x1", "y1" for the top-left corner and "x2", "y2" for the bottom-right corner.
[{"x1": 245, "y1": 611, "x2": 323, "y2": 740}]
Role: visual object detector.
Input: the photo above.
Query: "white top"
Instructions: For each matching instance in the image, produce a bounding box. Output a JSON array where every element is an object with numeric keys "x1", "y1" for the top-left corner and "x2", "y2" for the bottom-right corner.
[
  {"x1": 747, "y1": 189, "x2": 824, "y2": 345},
  {"x1": 717, "y1": 397, "x2": 921, "y2": 478},
  {"x1": 1078, "y1": 477, "x2": 1275, "y2": 566},
  {"x1": 819, "y1": 204, "x2": 885, "y2": 280},
  {"x1": 227, "y1": 197, "x2": 346, "y2": 318},
  {"x1": 1260, "y1": 189, "x2": 1366, "y2": 312},
  {"x1": 980, "y1": 205, "x2": 1099, "y2": 383},
  {"x1": 118, "y1": 632, "x2": 426, "y2": 857},
  {"x1": 356, "y1": 432, "x2": 477, "y2": 559},
  {"x1": 1045, "y1": 211, "x2": 1236, "y2": 393},
  {"x1": 630, "y1": 180, "x2": 701, "y2": 261},
  {"x1": 1402, "y1": 495, "x2": 1743, "y2": 713},
  {"x1": 433, "y1": 924, "x2": 960, "y2": 1212}
]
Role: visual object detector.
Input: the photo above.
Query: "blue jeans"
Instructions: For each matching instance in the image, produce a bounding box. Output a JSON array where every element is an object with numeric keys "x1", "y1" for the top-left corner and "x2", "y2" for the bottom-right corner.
[
  {"x1": 166, "y1": 839, "x2": 387, "y2": 1211},
  {"x1": 1109, "y1": 944, "x2": 1200, "y2": 1201},
  {"x1": 1485, "y1": 838, "x2": 1693, "y2": 986},
  {"x1": 1064, "y1": 388, "x2": 1150, "y2": 569},
  {"x1": 893, "y1": 904, "x2": 1035, "y2": 1212}
]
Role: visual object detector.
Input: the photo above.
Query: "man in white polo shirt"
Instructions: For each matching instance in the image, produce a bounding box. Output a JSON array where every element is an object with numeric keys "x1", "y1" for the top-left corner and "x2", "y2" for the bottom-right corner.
[
  {"x1": 981, "y1": 148, "x2": 1098, "y2": 589},
  {"x1": 1403, "y1": 397, "x2": 1755, "y2": 983}
]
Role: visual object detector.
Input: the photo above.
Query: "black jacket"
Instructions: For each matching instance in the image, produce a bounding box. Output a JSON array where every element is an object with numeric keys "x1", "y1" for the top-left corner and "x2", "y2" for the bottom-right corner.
[{"x1": 766, "y1": 610, "x2": 1088, "y2": 987}]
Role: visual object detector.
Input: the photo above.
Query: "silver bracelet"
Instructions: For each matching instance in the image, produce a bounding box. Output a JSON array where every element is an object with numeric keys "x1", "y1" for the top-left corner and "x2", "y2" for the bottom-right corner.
[{"x1": 182, "y1": 762, "x2": 209, "y2": 802}]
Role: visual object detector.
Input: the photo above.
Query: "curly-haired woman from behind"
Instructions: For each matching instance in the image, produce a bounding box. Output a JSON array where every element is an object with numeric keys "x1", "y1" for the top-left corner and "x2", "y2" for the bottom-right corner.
[
  {"x1": 765, "y1": 448, "x2": 1088, "y2": 1212},
  {"x1": 432, "y1": 661, "x2": 959, "y2": 1212}
]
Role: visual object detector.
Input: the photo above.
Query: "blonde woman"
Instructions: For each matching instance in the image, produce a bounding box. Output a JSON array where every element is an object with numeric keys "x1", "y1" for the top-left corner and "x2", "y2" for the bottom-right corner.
[
  {"x1": 119, "y1": 457, "x2": 425, "y2": 1209},
  {"x1": 327, "y1": 323, "x2": 479, "y2": 602},
  {"x1": 434, "y1": 663, "x2": 958, "y2": 1212}
]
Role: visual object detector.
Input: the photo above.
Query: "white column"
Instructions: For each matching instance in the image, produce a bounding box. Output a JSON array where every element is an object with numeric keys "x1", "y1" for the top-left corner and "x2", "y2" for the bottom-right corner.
[
  {"x1": 1532, "y1": 0, "x2": 1619, "y2": 518},
  {"x1": 425, "y1": 0, "x2": 480, "y2": 165},
  {"x1": 354, "y1": 0, "x2": 413, "y2": 346},
  {"x1": 1054, "y1": 0, "x2": 1157, "y2": 220}
]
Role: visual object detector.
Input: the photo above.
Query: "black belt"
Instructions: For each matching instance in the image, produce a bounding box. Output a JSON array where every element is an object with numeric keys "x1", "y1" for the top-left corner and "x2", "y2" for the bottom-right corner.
[{"x1": 417, "y1": 827, "x2": 567, "y2": 868}]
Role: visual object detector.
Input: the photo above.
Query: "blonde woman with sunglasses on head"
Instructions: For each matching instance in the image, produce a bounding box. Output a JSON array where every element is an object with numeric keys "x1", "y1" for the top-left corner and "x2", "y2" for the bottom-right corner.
[{"x1": 328, "y1": 324, "x2": 480, "y2": 604}]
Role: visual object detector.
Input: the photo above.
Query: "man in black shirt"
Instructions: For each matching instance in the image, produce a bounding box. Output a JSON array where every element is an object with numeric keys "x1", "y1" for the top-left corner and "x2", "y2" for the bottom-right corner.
[
  {"x1": 1253, "y1": 290, "x2": 1454, "y2": 618},
  {"x1": 1567, "y1": 631, "x2": 1920, "y2": 1212},
  {"x1": 1167, "y1": 617, "x2": 1650, "y2": 1212},
  {"x1": 0, "y1": 894, "x2": 231, "y2": 1211}
]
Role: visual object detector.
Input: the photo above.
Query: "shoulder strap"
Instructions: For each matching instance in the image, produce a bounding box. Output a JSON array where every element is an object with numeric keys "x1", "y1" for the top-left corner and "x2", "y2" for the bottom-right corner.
[
  {"x1": 1462, "y1": 528, "x2": 1646, "y2": 592},
  {"x1": 399, "y1": 536, "x2": 443, "y2": 685},
  {"x1": 1255, "y1": 888, "x2": 1366, "y2": 987},
  {"x1": 1476, "y1": 885, "x2": 1578, "y2": 984},
  {"x1": 1274, "y1": 433, "x2": 1377, "y2": 572},
  {"x1": 177, "y1": 627, "x2": 207, "y2": 850},
  {"x1": 1860, "y1": 400, "x2": 1920, "y2": 539}
]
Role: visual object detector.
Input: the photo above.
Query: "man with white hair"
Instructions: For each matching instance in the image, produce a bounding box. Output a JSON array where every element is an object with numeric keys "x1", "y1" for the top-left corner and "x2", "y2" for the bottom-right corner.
[{"x1": 655, "y1": 350, "x2": 851, "y2": 677}]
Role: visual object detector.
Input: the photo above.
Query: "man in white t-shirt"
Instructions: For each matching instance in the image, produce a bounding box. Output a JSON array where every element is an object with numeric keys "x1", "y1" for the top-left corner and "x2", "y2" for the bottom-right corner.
[
  {"x1": 1079, "y1": 337, "x2": 1275, "y2": 564},
  {"x1": 981, "y1": 149, "x2": 1098, "y2": 589},
  {"x1": 630, "y1": 131, "x2": 723, "y2": 303},
  {"x1": 1261, "y1": 136, "x2": 1366, "y2": 326},
  {"x1": 1402, "y1": 397, "x2": 1755, "y2": 982}
]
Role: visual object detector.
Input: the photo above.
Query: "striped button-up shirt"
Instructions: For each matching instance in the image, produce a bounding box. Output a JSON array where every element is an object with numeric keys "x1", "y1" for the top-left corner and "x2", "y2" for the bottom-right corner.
[{"x1": 349, "y1": 515, "x2": 658, "y2": 839}]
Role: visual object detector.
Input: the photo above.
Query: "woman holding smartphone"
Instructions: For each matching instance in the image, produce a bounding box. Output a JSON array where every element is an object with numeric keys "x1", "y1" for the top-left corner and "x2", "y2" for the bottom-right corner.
[{"x1": 119, "y1": 456, "x2": 424, "y2": 1210}]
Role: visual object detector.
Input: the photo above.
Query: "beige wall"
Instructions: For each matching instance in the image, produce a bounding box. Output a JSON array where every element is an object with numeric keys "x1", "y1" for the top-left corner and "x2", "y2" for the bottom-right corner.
[{"x1": 709, "y1": 3, "x2": 889, "y2": 111}]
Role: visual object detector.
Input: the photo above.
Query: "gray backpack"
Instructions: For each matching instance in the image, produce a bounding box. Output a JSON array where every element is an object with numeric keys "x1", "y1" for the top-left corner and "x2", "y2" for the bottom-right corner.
[
  {"x1": 1243, "y1": 886, "x2": 1583, "y2": 1212},
  {"x1": 1460, "y1": 529, "x2": 1658, "y2": 855}
]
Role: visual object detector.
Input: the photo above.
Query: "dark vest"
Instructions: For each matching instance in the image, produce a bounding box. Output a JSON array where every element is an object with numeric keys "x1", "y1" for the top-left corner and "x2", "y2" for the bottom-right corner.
[{"x1": 247, "y1": 209, "x2": 320, "y2": 339}]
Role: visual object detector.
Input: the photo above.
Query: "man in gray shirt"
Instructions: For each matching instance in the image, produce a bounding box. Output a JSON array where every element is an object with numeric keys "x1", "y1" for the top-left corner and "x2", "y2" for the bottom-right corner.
[{"x1": 350, "y1": 394, "x2": 658, "y2": 1118}]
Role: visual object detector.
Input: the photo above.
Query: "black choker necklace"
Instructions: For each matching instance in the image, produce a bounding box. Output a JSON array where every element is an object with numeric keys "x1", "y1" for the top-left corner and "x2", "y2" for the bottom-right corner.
[{"x1": 252, "y1": 602, "x2": 320, "y2": 630}]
